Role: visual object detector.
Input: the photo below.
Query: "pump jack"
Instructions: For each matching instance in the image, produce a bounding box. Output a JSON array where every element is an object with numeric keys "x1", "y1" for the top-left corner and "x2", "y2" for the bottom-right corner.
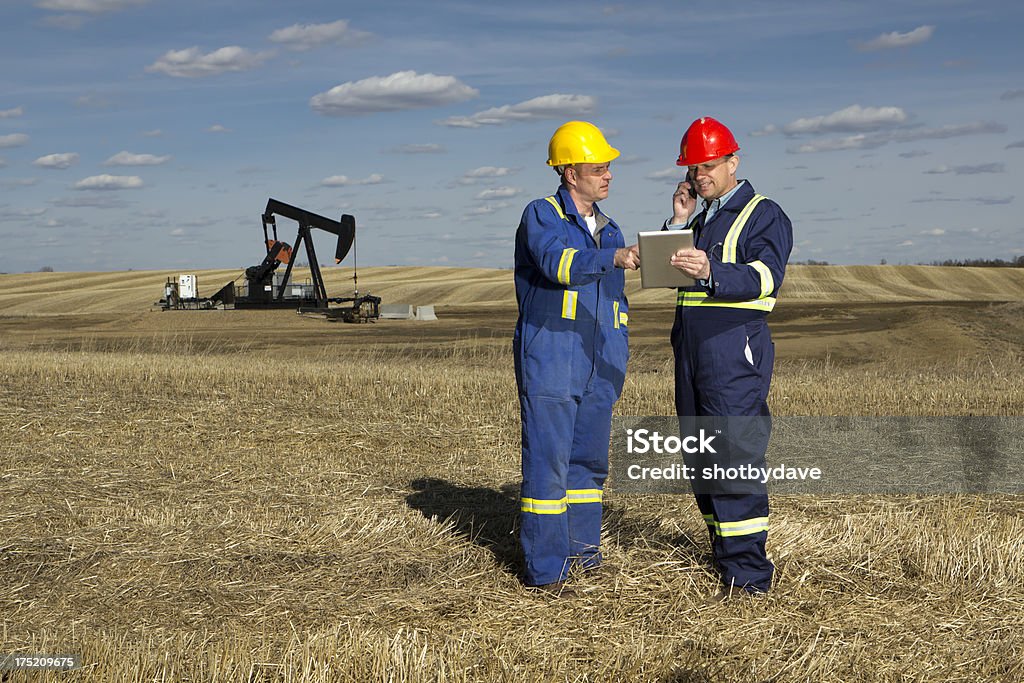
[{"x1": 213, "y1": 198, "x2": 380, "y2": 322}]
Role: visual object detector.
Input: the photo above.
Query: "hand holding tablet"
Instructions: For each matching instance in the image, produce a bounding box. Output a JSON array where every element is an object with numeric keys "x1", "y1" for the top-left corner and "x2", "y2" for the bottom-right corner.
[{"x1": 637, "y1": 229, "x2": 696, "y2": 288}]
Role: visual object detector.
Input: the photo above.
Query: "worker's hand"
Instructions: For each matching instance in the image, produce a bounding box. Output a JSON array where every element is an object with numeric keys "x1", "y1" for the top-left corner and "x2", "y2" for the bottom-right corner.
[
  {"x1": 670, "y1": 180, "x2": 698, "y2": 226},
  {"x1": 670, "y1": 247, "x2": 710, "y2": 280},
  {"x1": 615, "y1": 244, "x2": 640, "y2": 270}
]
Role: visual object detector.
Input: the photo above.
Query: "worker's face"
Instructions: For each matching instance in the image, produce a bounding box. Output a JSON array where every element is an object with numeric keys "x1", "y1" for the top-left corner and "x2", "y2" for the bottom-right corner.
[
  {"x1": 687, "y1": 154, "x2": 738, "y2": 201},
  {"x1": 568, "y1": 162, "x2": 612, "y2": 202}
]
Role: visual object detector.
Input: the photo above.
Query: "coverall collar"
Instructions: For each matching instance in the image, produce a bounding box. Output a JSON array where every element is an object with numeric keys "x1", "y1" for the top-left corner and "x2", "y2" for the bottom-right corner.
[
  {"x1": 556, "y1": 184, "x2": 612, "y2": 240},
  {"x1": 707, "y1": 179, "x2": 754, "y2": 220}
]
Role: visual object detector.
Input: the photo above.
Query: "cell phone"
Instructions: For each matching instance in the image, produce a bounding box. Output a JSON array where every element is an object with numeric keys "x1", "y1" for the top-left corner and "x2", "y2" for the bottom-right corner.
[{"x1": 686, "y1": 170, "x2": 698, "y2": 199}]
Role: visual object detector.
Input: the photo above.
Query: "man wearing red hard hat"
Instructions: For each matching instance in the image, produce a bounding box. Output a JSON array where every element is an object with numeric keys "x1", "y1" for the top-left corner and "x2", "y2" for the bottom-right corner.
[{"x1": 665, "y1": 116, "x2": 793, "y2": 602}]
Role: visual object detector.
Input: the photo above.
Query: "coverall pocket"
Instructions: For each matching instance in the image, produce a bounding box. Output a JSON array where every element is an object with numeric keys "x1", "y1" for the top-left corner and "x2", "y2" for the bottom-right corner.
[
  {"x1": 522, "y1": 321, "x2": 577, "y2": 398},
  {"x1": 742, "y1": 319, "x2": 768, "y2": 370}
]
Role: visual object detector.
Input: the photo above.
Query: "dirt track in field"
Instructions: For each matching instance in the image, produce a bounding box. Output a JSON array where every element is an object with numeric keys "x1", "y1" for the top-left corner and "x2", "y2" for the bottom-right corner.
[
  {"x1": 1, "y1": 264, "x2": 1023, "y2": 371},
  {"x1": 3, "y1": 298, "x2": 1022, "y2": 371}
]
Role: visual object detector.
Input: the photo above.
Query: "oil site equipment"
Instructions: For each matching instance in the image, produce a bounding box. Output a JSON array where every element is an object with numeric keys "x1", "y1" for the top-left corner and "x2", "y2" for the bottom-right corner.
[{"x1": 159, "y1": 198, "x2": 380, "y2": 322}]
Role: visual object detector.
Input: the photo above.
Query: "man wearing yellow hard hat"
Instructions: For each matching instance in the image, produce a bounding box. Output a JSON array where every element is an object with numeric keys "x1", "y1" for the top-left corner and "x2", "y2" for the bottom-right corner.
[{"x1": 513, "y1": 120, "x2": 639, "y2": 597}]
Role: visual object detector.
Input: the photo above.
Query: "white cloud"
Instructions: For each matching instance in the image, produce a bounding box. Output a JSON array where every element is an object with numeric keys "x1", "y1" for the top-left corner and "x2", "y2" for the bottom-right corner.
[
  {"x1": 105, "y1": 151, "x2": 171, "y2": 166},
  {"x1": 146, "y1": 46, "x2": 268, "y2": 78},
  {"x1": 74, "y1": 93, "x2": 109, "y2": 108},
  {"x1": 0, "y1": 134, "x2": 30, "y2": 148},
  {"x1": 475, "y1": 186, "x2": 521, "y2": 200},
  {"x1": 311, "y1": 71, "x2": 478, "y2": 116},
  {"x1": 438, "y1": 93, "x2": 595, "y2": 128},
  {"x1": 749, "y1": 124, "x2": 777, "y2": 137},
  {"x1": 646, "y1": 167, "x2": 683, "y2": 182},
  {"x1": 390, "y1": 143, "x2": 445, "y2": 154},
  {"x1": 460, "y1": 202, "x2": 511, "y2": 220},
  {"x1": 0, "y1": 107, "x2": 23, "y2": 119},
  {"x1": 35, "y1": 0, "x2": 147, "y2": 12},
  {"x1": 34, "y1": 153, "x2": 80, "y2": 169},
  {"x1": 790, "y1": 121, "x2": 1006, "y2": 153},
  {"x1": 465, "y1": 166, "x2": 515, "y2": 179},
  {"x1": 897, "y1": 121, "x2": 1007, "y2": 141},
  {"x1": 320, "y1": 173, "x2": 386, "y2": 187},
  {"x1": 53, "y1": 194, "x2": 126, "y2": 208},
  {"x1": 143, "y1": 129, "x2": 163, "y2": 137},
  {"x1": 782, "y1": 105, "x2": 908, "y2": 135},
  {"x1": 974, "y1": 196, "x2": 1014, "y2": 205},
  {"x1": 206, "y1": 124, "x2": 232, "y2": 133},
  {"x1": 858, "y1": 25, "x2": 934, "y2": 51},
  {"x1": 920, "y1": 228, "x2": 946, "y2": 236},
  {"x1": 458, "y1": 166, "x2": 518, "y2": 185},
  {"x1": 924, "y1": 163, "x2": 1004, "y2": 175},
  {"x1": 269, "y1": 19, "x2": 370, "y2": 51},
  {"x1": 73, "y1": 174, "x2": 144, "y2": 190},
  {"x1": 0, "y1": 208, "x2": 47, "y2": 221},
  {"x1": 0, "y1": 158, "x2": 6, "y2": 168},
  {"x1": 788, "y1": 135, "x2": 877, "y2": 153},
  {"x1": 615, "y1": 154, "x2": 649, "y2": 166}
]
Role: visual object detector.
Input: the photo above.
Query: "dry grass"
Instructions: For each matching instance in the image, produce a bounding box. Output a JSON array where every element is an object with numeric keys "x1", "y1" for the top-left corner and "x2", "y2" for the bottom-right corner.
[
  {"x1": 622, "y1": 352, "x2": 1024, "y2": 417},
  {"x1": 2, "y1": 340, "x2": 1023, "y2": 682},
  {"x1": 2, "y1": 267, "x2": 1023, "y2": 681}
]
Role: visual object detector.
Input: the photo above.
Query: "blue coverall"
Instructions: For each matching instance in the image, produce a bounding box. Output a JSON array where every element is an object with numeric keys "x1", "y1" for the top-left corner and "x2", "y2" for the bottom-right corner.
[
  {"x1": 671, "y1": 180, "x2": 793, "y2": 593},
  {"x1": 513, "y1": 185, "x2": 629, "y2": 587}
]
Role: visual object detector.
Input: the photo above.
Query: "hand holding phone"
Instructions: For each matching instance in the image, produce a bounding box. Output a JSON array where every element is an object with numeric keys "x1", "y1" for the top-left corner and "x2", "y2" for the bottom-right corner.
[{"x1": 671, "y1": 171, "x2": 698, "y2": 225}]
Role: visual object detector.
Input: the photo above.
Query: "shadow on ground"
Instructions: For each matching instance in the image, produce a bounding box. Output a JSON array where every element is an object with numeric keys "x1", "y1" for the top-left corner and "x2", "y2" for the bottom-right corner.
[
  {"x1": 406, "y1": 478, "x2": 711, "y2": 578},
  {"x1": 406, "y1": 478, "x2": 523, "y2": 575}
]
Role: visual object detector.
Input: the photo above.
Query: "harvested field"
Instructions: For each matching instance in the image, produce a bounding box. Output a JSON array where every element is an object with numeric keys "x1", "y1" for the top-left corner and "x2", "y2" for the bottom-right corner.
[{"x1": 1, "y1": 265, "x2": 1022, "y2": 681}]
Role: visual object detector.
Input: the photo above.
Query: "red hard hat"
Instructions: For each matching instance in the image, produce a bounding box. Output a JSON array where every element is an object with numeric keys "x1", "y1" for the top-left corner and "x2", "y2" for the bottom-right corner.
[{"x1": 676, "y1": 116, "x2": 740, "y2": 166}]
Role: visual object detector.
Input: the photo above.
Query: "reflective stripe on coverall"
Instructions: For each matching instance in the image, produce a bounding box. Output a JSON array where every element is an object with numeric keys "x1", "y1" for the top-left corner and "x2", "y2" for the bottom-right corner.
[
  {"x1": 671, "y1": 180, "x2": 793, "y2": 592},
  {"x1": 514, "y1": 184, "x2": 629, "y2": 586}
]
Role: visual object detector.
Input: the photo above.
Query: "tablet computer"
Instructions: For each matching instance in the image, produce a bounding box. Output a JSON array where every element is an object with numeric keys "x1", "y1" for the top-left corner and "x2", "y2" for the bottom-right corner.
[{"x1": 638, "y1": 229, "x2": 695, "y2": 288}]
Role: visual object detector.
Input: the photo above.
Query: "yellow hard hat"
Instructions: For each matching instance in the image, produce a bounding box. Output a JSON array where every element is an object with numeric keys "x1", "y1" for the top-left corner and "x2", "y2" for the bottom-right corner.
[{"x1": 546, "y1": 120, "x2": 620, "y2": 166}]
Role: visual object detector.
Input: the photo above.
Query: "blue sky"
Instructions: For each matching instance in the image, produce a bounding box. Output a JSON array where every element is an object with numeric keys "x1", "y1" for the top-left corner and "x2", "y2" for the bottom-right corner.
[{"x1": 1, "y1": 0, "x2": 1022, "y2": 272}]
